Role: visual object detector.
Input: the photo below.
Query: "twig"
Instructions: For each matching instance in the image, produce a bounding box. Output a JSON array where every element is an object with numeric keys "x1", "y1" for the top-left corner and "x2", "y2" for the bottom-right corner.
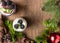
[{"x1": 0, "y1": 14, "x2": 4, "y2": 43}]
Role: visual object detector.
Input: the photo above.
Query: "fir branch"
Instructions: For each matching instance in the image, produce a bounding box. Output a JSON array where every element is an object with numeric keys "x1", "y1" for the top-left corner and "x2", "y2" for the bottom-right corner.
[
  {"x1": 35, "y1": 0, "x2": 60, "y2": 43},
  {"x1": 42, "y1": 0, "x2": 57, "y2": 12},
  {"x1": 35, "y1": 19, "x2": 58, "y2": 43},
  {"x1": 42, "y1": 0, "x2": 60, "y2": 22},
  {"x1": 35, "y1": 36, "x2": 47, "y2": 43},
  {"x1": 4, "y1": 19, "x2": 23, "y2": 43},
  {"x1": 4, "y1": 19, "x2": 15, "y2": 43},
  {"x1": 43, "y1": 19, "x2": 58, "y2": 32}
]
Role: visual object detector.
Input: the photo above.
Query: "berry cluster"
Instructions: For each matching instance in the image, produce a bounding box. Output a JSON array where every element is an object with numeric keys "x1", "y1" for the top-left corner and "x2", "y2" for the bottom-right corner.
[
  {"x1": 50, "y1": 33, "x2": 60, "y2": 43},
  {"x1": 14, "y1": 20, "x2": 25, "y2": 29},
  {"x1": 2, "y1": 0, "x2": 14, "y2": 9}
]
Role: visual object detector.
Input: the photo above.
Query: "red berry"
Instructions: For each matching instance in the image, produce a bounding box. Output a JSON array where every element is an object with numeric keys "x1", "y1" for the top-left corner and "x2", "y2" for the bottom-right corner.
[{"x1": 51, "y1": 36, "x2": 55, "y2": 42}]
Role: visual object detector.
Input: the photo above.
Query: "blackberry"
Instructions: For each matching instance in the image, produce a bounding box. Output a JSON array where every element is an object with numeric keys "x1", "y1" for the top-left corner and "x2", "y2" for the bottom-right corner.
[
  {"x1": 10, "y1": 4, "x2": 15, "y2": 9},
  {"x1": 7, "y1": 1, "x2": 12, "y2": 6},
  {"x1": 3, "y1": 34, "x2": 12, "y2": 41},
  {"x1": 20, "y1": 24, "x2": 25, "y2": 29},
  {"x1": 18, "y1": 20, "x2": 23, "y2": 24},
  {"x1": 14, "y1": 24, "x2": 19, "y2": 29},
  {"x1": 2, "y1": 1, "x2": 7, "y2": 6}
]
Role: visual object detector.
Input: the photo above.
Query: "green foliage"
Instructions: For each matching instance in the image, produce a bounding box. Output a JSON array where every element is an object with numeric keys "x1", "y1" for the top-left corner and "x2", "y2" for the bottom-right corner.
[
  {"x1": 15, "y1": 32, "x2": 23, "y2": 39},
  {"x1": 4, "y1": 19, "x2": 23, "y2": 43},
  {"x1": 35, "y1": 19, "x2": 58, "y2": 43},
  {"x1": 0, "y1": 8, "x2": 12, "y2": 13},
  {"x1": 4, "y1": 19, "x2": 15, "y2": 35},
  {"x1": 42, "y1": 29, "x2": 50, "y2": 36},
  {"x1": 35, "y1": 36, "x2": 47, "y2": 43},
  {"x1": 35, "y1": 0, "x2": 60, "y2": 43},
  {"x1": 42, "y1": 0, "x2": 60, "y2": 22},
  {"x1": 4, "y1": 19, "x2": 15, "y2": 43},
  {"x1": 43, "y1": 19, "x2": 58, "y2": 32},
  {"x1": 54, "y1": 10, "x2": 60, "y2": 22},
  {"x1": 6, "y1": 9, "x2": 12, "y2": 13},
  {"x1": 42, "y1": 0, "x2": 57, "y2": 12}
]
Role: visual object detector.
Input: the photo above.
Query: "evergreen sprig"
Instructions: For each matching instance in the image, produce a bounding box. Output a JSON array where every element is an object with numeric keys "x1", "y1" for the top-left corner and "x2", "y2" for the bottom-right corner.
[
  {"x1": 4, "y1": 19, "x2": 23, "y2": 43},
  {"x1": 43, "y1": 19, "x2": 58, "y2": 32},
  {"x1": 42, "y1": 0, "x2": 60, "y2": 22},
  {"x1": 42, "y1": 0, "x2": 57, "y2": 12},
  {"x1": 35, "y1": 19, "x2": 58, "y2": 43},
  {"x1": 35, "y1": 0, "x2": 60, "y2": 43}
]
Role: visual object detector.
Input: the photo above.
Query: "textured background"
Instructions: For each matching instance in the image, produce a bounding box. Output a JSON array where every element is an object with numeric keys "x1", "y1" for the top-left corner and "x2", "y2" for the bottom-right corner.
[{"x1": 0, "y1": 0, "x2": 52, "y2": 40}]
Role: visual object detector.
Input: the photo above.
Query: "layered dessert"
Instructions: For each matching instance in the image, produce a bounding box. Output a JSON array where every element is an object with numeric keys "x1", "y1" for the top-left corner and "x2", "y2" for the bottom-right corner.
[
  {"x1": 13, "y1": 18, "x2": 27, "y2": 32},
  {"x1": 0, "y1": 0, "x2": 16, "y2": 16}
]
